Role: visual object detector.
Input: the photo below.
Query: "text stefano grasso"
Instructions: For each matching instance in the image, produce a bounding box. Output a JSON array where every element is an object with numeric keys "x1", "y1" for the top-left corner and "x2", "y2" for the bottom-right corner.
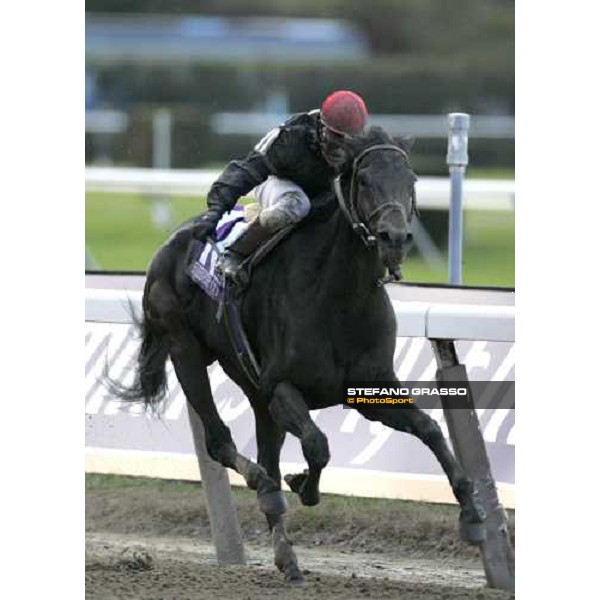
[{"x1": 346, "y1": 386, "x2": 468, "y2": 396}]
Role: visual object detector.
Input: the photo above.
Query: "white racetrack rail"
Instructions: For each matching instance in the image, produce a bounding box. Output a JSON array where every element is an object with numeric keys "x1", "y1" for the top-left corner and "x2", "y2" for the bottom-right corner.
[{"x1": 85, "y1": 167, "x2": 515, "y2": 211}]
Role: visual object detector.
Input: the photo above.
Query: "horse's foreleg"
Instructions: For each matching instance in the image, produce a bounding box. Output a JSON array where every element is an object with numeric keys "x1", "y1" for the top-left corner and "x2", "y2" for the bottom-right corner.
[
  {"x1": 269, "y1": 381, "x2": 330, "y2": 507},
  {"x1": 254, "y1": 404, "x2": 303, "y2": 583},
  {"x1": 355, "y1": 404, "x2": 485, "y2": 541}
]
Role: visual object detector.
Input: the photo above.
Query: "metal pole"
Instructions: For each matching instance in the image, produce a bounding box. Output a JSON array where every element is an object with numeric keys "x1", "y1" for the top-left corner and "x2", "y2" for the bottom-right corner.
[
  {"x1": 151, "y1": 108, "x2": 173, "y2": 229},
  {"x1": 186, "y1": 403, "x2": 247, "y2": 565},
  {"x1": 446, "y1": 113, "x2": 470, "y2": 285},
  {"x1": 431, "y1": 339, "x2": 515, "y2": 592},
  {"x1": 153, "y1": 108, "x2": 172, "y2": 170}
]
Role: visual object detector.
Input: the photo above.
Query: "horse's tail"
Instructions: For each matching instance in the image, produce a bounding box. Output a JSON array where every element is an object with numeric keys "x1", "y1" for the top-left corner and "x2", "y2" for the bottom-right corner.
[{"x1": 104, "y1": 290, "x2": 170, "y2": 414}]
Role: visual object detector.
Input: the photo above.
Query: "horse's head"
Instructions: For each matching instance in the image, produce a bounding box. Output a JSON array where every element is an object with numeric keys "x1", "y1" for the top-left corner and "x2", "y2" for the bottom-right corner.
[{"x1": 335, "y1": 127, "x2": 417, "y2": 277}]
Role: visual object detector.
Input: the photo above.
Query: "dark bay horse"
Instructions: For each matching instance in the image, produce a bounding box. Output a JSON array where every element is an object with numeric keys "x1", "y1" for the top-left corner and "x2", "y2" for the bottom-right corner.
[{"x1": 112, "y1": 126, "x2": 484, "y2": 582}]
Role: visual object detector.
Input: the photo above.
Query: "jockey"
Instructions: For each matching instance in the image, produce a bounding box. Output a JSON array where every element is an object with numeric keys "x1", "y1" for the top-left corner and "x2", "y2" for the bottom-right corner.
[{"x1": 191, "y1": 90, "x2": 370, "y2": 279}]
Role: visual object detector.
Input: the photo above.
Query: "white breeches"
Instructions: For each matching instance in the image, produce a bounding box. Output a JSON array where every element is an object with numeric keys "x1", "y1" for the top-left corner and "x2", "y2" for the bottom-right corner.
[{"x1": 252, "y1": 176, "x2": 311, "y2": 229}]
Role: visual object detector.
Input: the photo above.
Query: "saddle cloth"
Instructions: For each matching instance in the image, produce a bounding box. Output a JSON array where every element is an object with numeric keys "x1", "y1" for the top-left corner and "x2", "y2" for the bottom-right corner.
[
  {"x1": 187, "y1": 207, "x2": 248, "y2": 301},
  {"x1": 186, "y1": 206, "x2": 263, "y2": 386}
]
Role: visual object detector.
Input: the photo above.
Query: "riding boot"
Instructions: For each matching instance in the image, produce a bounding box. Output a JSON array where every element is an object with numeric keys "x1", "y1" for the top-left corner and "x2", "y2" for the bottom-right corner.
[{"x1": 221, "y1": 219, "x2": 276, "y2": 282}]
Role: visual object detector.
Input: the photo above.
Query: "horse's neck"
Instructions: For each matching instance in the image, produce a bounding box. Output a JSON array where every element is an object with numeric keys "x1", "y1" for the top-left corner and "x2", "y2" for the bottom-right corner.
[{"x1": 316, "y1": 208, "x2": 383, "y2": 299}]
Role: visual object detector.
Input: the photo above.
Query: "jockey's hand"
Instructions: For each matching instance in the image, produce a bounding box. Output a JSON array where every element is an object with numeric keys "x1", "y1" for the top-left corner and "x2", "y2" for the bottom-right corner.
[{"x1": 191, "y1": 210, "x2": 221, "y2": 241}]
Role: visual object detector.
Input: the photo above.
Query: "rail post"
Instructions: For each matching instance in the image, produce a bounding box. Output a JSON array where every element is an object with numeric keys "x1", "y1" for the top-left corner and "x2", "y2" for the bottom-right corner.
[
  {"x1": 151, "y1": 108, "x2": 174, "y2": 229},
  {"x1": 431, "y1": 338, "x2": 515, "y2": 591},
  {"x1": 186, "y1": 403, "x2": 247, "y2": 565},
  {"x1": 446, "y1": 112, "x2": 470, "y2": 285}
]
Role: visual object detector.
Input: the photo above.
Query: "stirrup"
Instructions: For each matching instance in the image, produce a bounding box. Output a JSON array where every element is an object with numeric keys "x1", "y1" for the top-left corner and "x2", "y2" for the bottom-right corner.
[{"x1": 219, "y1": 251, "x2": 246, "y2": 285}]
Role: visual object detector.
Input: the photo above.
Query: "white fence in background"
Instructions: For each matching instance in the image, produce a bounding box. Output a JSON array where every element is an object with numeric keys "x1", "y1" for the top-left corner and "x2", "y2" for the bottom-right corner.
[
  {"x1": 85, "y1": 167, "x2": 515, "y2": 211},
  {"x1": 211, "y1": 113, "x2": 515, "y2": 139},
  {"x1": 86, "y1": 110, "x2": 514, "y2": 140}
]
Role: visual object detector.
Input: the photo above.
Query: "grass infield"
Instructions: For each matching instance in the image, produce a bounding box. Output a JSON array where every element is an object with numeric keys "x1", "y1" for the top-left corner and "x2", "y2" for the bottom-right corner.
[{"x1": 86, "y1": 192, "x2": 514, "y2": 287}]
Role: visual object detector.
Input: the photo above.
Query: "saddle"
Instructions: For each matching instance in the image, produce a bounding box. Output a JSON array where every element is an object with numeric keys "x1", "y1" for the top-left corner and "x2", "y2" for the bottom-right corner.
[
  {"x1": 187, "y1": 208, "x2": 296, "y2": 300},
  {"x1": 186, "y1": 206, "x2": 296, "y2": 388}
]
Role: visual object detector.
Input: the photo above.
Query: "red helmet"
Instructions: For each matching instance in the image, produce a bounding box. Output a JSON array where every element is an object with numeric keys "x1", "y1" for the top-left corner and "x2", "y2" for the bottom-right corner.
[{"x1": 320, "y1": 90, "x2": 369, "y2": 136}]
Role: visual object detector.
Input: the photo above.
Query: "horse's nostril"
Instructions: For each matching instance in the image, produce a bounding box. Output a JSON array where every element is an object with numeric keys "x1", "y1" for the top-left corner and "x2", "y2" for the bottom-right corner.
[{"x1": 380, "y1": 230, "x2": 410, "y2": 247}]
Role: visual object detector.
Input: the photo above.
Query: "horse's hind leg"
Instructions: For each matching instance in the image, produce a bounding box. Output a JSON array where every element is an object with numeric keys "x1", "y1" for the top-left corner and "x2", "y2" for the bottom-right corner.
[
  {"x1": 150, "y1": 281, "x2": 279, "y2": 496},
  {"x1": 269, "y1": 381, "x2": 330, "y2": 507},
  {"x1": 170, "y1": 343, "x2": 280, "y2": 496},
  {"x1": 355, "y1": 404, "x2": 486, "y2": 542},
  {"x1": 254, "y1": 404, "x2": 303, "y2": 583}
]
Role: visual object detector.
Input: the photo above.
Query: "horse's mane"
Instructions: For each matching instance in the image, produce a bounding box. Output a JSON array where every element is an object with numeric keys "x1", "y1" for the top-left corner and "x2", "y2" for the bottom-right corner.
[{"x1": 354, "y1": 125, "x2": 414, "y2": 156}]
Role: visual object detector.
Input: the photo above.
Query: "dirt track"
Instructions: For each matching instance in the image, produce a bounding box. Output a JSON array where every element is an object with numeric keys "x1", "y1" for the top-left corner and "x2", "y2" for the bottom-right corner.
[{"x1": 86, "y1": 475, "x2": 514, "y2": 599}]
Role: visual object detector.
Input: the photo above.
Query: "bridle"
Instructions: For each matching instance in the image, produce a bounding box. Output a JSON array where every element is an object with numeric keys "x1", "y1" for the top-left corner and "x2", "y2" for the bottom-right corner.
[{"x1": 333, "y1": 143, "x2": 412, "y2": 247}]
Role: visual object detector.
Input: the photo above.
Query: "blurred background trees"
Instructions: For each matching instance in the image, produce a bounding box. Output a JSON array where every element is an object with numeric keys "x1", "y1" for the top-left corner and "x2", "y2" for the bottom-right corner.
[{"x1": 85, "y1": 0, "x2": 514, "y2": 174}]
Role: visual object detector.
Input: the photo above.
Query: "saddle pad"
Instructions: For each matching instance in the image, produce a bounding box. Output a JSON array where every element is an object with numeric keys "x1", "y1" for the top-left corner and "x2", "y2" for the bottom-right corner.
[
  {"x1": 187, "y1": 206, "x2": 248, "y2": 300},
  {"x1": 187, "y1": 239, "x2": 223, "y2": 301}
]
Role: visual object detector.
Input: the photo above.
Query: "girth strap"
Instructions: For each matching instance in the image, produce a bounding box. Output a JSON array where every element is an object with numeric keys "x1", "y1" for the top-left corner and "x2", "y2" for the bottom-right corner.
[
  {"x1": 220, "y1": 223, "x2": 297, "y2": 390},
  {"x1": 222, "y1": 278, "x2": 261, "y2": 389}
]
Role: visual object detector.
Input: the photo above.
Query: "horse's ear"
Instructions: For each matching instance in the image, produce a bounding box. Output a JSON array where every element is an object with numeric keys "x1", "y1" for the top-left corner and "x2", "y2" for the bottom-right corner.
[{"x1": 394, "y1": 135, "x2": 416, "y2": 152}]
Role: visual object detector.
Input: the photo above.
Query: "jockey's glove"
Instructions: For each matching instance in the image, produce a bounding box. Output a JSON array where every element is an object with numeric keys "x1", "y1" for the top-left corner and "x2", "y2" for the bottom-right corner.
[{"x1": 191, "y1": 209, "x2": 222, "y2": 241}]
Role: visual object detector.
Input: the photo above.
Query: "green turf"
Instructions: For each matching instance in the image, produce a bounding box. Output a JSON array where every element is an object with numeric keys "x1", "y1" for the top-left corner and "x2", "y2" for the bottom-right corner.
[
  {"x1": 85, "y1": 192, "x2": 205, "y2": 271},
  {"x1": 466, "y1": 167, "x2": 514, "y2": 180},
  {"x1": 403, "y1": 209, "x2": 514, "y2": 287},
  {"x1": 86, "y1": 192, "x2": 514, "y2": 287}
]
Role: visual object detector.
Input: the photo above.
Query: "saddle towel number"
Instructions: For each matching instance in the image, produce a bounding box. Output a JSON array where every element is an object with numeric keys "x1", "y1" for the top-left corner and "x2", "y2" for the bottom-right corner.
[
  {"x1": 254, "y1": 127, "x2": 281, "y2": 154},
  {"x1": 188, "y1": 240, "x2": 222, "y2": 302}
]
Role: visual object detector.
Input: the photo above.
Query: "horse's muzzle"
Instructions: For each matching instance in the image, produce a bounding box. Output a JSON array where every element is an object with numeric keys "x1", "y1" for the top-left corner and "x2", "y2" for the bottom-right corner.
[
  {"x1": 379, "y1": 229, "x2": 413, "y2": 248},
  {"x1": 377, "y1": 229, "x2": 413, "y2": 270}
]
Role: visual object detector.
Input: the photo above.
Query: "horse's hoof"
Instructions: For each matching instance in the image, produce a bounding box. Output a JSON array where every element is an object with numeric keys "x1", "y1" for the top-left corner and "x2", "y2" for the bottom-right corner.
[
  {"x1": 258, "y1": 489, "x2": 288, "y2": 515},
  {"x1": 284, "y1": 472, "x2": 320, "y2": 506},
  {"x1": 285, "y1": 567, "x2": 305, "y2": 585},
  {"x1": 284, "y1": 472, "x2": 307, "y2": 495},
  {"x1": 459, "y1": 516, "x2": 486, "y2": 545},
  {"x1": 299, "y1": 488, "x2": 320, "y2": 507}
]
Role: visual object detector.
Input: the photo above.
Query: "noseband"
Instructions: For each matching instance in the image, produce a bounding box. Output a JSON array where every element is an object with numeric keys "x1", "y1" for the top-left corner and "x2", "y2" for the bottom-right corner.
[{"x1": 333, "y1": 144, "x2": 410, "y2": 247}]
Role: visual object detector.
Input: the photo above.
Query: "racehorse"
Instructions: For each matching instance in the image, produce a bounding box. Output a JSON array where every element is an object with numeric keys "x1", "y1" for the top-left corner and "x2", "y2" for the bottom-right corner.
[{"x1": 110, "y1": 126, "x2": 484, "y2": 582}]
